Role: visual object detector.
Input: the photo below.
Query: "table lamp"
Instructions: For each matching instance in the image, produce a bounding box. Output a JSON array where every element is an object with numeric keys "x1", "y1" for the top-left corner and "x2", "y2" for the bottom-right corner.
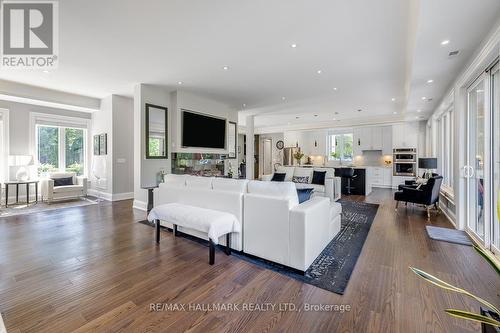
[
  {"x1": 9, "y1": 155, "x2": 34, "y2": 181},
  {"x1": 418, "y1": 157, "x2": 437, "y2": 179}
]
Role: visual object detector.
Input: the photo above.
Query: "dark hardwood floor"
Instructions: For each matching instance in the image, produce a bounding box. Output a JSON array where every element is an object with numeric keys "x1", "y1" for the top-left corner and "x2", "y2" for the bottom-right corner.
[{"x1": 0, "y1": 189, "x2": 498, "y2": 332}]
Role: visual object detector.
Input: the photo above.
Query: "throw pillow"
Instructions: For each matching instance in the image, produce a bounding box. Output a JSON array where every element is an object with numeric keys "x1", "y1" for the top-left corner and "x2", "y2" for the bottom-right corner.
[
  {"x1": 292, "y1": 176, "x2": 309, "y2": 184},
  {"x1": 296, "y1": 188, "x2": 314, "y2": 204},
  {"x1": 53, "y1": 177, "x2": 73, "y2": 187},
  {"x1": 271, "y1": 173, "x2": 286, "y2": 182},
  {"x1": 311, "y1": 171, "x2": 327, "y2": 185}
]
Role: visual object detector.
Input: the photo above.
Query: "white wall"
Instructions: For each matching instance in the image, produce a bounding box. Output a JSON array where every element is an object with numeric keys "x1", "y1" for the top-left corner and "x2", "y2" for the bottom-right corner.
[
  {"x1": 91, "y1": 96, "x2": 113, "y2": 194},
  {"x1": 112, "y1": 95, "x2": 134, "y2": 196}
]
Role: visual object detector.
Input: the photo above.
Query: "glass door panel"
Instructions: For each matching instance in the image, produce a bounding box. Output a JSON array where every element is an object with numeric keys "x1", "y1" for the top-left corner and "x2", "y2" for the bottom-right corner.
[
  {"x1": 492, "y1": 63, "x2": 500, "y2": 250},
  {"x1": 467, "y1": 78, "x2": 486, "y2": 239}
]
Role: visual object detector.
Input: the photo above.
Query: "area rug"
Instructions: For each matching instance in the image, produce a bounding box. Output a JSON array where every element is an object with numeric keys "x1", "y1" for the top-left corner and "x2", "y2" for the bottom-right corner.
[
  {"x1": 426, "y1": 225, "x2": 473, "y2": 246},
  {"x1": 139, "y1": 200, "x2": 379, "y2": 295},
  {"x1": 0, "y1": 197, "x2": 98, "y2": 218}
]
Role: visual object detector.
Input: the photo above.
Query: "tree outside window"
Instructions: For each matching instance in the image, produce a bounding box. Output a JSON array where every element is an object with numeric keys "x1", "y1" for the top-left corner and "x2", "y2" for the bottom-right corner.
[{"x1": 328, "y1": 133, "x2": 353, "y2": 162}]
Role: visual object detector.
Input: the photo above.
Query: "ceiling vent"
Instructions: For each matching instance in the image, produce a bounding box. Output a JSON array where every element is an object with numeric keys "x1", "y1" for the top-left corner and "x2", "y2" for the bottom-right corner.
[{"x1": 448, "y1": 50, "x2": 460, "y2": 58}]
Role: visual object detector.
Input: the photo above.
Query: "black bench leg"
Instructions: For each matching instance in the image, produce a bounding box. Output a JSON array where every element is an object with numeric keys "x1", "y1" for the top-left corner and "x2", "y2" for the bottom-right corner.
[
  {"x1": 173, "y1": 224, "x2": 178, "y2": 237},
  {"x1": 209, "y1": 240, "x2": 215, "y2": 265},
  {"x1": 225, "y1": 233, "x2": 231, "y2": 255},
  {"x1": 155, "y1": 219, "x2": 160, "y2": 243}
]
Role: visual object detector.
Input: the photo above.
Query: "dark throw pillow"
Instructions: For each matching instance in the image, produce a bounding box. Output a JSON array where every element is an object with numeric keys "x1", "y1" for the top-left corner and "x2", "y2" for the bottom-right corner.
[
  {"x1": 311, "y1": 171, "x2": 327, "y2": 185},
  {"x1": 292, "y1": 176, "x2": 309, "y2": 184},
  {"x1": 271, "y1": 173, "x2": 286, "y2": 182},
  {"x1": 296, "y1": 188, "x2": 314, "y2": 204},
  {"x1": 53, "y1": 177, "x2": 73, "y2": 187}
]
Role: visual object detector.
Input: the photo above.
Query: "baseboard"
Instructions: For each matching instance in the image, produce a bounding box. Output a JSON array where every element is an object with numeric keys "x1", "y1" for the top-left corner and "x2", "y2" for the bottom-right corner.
[
  {"x1": 112, "y1": 192, "x2": 134, "y2": 201},
  {"x1": 133, "y1": 200, "x2": 147, "y2": 211},
  {"x1": 88, "y1": 189, "x2": 134, "y2": 202},
  {"x1": 439, "y1": 202, "x2": 457, "y2": 228}
]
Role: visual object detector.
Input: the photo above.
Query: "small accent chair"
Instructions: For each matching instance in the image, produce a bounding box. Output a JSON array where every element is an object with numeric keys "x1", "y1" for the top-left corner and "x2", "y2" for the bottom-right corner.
[
  {"x1": 394, "y1": 176, "x2": 443, "y2": 219},
  {"x1": 40, "y1": 172, "x2": 88, "y2": 203},
  {"x1": 397, "y1": 172, "x2": 439, "y2": 191}
]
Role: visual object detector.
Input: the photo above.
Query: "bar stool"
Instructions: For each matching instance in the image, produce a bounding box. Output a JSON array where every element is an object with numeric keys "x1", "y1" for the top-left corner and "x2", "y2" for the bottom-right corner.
[{"x1": 340, "y1": 168, "x2": 357, "y2": 195}]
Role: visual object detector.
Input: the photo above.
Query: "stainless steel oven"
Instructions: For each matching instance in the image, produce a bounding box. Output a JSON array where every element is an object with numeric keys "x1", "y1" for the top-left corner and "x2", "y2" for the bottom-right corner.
[{"x1": 393, "y1": 148, "x2": 417, "y2": 176}]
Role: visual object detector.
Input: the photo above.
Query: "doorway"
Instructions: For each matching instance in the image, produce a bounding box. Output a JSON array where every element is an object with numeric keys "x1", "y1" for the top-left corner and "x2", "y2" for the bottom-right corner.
[{"x1": 261, "y1": 138, "x2": 273, "y2": 176}]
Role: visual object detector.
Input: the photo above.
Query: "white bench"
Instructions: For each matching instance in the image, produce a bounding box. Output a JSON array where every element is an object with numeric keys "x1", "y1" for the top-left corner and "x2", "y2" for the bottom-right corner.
[{"x1": 148, "y1": 203, "x2": 242, "y2": 265}]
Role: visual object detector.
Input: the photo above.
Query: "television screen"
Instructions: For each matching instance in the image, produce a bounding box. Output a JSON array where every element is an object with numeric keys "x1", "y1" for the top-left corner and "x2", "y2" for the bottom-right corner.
[{"x1": 182, "y1": 110, "x2": 226, "y2": 149}]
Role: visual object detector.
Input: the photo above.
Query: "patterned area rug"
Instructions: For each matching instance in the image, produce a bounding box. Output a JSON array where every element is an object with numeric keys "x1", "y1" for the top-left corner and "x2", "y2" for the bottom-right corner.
[
  {"x1": 139, "y1": 199, "x2": 379, "y2": 295},
  {"x1": 0, "y1": 197, "x2": 98, "y2": 218}
]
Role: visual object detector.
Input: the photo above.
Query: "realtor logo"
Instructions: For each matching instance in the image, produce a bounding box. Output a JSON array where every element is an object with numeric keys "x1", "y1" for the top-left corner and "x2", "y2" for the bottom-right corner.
[{"x1": 1, "y1": 0, "x2": 58, "y2": 69}]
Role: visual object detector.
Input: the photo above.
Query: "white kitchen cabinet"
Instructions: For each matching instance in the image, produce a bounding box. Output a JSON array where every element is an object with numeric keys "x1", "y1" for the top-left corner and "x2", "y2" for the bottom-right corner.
[
  {"x1": 371, "y1": 127, "x2": 383, "y2": 150},
  {"x1": 353, "y1": 128, "x2": 364, "y2": 156},
  {"x1": 382, "y1": 126, "x2": 392, "y2": 155},
  {"x1": 354, "y1": 126, "x2": 387, "y2": 151},
  {"x1": 392, "y1": 122, "x2": 418, "y2": 148},
  {"x1": 368, "y1": 167, "x2": 393, "y2": 188}
]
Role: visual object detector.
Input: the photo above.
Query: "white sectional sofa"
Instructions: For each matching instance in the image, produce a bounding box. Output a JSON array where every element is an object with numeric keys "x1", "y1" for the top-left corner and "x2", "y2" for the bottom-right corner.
[
  {"x1": 154, "y1": 174, "x2": 342, "y2": 272},
  {"x1": 261, "y1": 166, "x2": 342, "y2": 202}
]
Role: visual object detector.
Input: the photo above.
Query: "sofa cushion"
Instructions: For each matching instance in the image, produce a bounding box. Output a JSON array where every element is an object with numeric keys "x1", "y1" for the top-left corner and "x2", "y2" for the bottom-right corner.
[
  {"x1": 247, "y1": 181, "x2": 299, "y2": 207},
  {"x1": 164, "y1": 174, "x2": 187, "y2": 187},
  {"x1": 292, "y1": 176, "x2": 309, "y2": 184},
  {"x1": 53, "y1": 185, "x2": 84, "y2": 194},
  {"x1": 313, "y1": 167, "x2": 335, "y2": 179},
  {"x1": 293, "y1": 168, "x2": 313, "y2": 183},
  {"x1": 276, "y1": 166, "x2": 295, "y2": 181},
  {"x1": 311, "y1": 171, "x2": 327, "y2": 185},
  {"x1": 185, "y1": 176, "x2": 213, "y2": 189},
  {"x1": 271, "y1": 173, "x2": 286, "y2": 182},
  {"x1": 53, "y1": 177, "x2": 73, "y2": 187},
  {"x1": 295, "y1": 183, "x2": 325, "y2": 193},
  {"x1": 296, "y1": 188, "x2": 314, "y2": 204},
  {"x1": 212, "y1": 178, "x2": 248, "y2": 193}
]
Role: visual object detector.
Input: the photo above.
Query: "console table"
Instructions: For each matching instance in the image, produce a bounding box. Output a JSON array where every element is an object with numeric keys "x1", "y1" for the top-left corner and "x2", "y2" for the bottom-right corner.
[{"x1": 4, "y1": 180, "x2": 39, "y2": 207}]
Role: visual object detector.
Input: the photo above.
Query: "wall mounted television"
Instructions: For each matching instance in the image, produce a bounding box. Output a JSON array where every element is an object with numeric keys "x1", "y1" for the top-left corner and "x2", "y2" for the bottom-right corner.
[{"x1": 181, "y1": 110, "x2": 226, "y2": 149}]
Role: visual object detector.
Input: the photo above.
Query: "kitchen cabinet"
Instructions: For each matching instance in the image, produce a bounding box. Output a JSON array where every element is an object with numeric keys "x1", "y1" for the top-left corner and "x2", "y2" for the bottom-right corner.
[
  {"x1": 382, "y1": 126, "x2": 392, "y2": 155},
  {"x1": 353, "y1": 126, "x2": 389, "y2": 152},
  {"x1": 366, "y1": 167, "x2": 392, "y2": 188},
  {"x1": 335, "y1": 168, "x2": 369, "y2": 196},
  {"x1": 392, "y1": 122, "x2": 418, "y2": 148}
]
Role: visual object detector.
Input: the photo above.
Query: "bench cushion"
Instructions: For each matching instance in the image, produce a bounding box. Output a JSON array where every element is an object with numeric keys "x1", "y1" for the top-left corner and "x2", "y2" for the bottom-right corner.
[{"x1": 148, "y1": 203, "x2": 241, "y2": 244}]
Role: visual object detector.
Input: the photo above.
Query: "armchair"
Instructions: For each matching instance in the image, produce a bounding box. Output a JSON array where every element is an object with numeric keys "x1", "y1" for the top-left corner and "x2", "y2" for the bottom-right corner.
[
  {"x1": 398, "y1": 172, "x2": 439, "y2": 191},
  {"x1": 394, "y1": 176, "x2": 443, "y2": 219},
  {"x1": 40, "y1": 172, "x2": 88, "y2": 203}
]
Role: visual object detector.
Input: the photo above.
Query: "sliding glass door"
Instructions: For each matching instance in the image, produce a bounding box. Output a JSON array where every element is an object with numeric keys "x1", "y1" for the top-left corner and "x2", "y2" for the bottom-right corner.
[
  {"x1": 467, "y1": 77, "x2": 486, "y2": 239},
  {"x1": 491, "y1": 63, "x2": 500, "y2": 251},
  {"x1": 466, "y1": 60, "x2": 500, "y2": 254}
]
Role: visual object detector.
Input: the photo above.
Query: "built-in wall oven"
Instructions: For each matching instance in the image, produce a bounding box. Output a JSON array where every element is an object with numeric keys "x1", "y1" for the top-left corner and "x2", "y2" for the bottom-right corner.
[{"x1": 393, "y1": 148, "x2": 417, "y2": 176}]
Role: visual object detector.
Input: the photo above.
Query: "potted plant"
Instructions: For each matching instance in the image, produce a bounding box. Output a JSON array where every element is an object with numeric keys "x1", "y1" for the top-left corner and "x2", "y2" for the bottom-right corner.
[
  {"x1": 293, "y1": 150, "x2": 304, "y2": 165},
  {"x1": 410, "y1": 201, "x2": 500, "y2": 331}
]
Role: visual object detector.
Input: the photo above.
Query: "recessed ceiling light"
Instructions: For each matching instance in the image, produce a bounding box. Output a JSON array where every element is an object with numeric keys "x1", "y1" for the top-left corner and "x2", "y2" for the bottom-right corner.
[
  {"x1": 291, "y1": 43, "x2": 297, "y2": 48},
  {"x1": 333, "y1": 87, "x2": 338, "y2": 91},
  {"x1": 287, "y1": 122, "x2": 291, "y2": 125},
  {"x1": 421, "y1": 96, "x2": 427, "y2": 100},
  {"x1": 295, "y1": 116, "x2": 300, "y2": 119},
  {"x1": 334, "y1": 111, "x2": 339, "y2": 115},
  {"x1": 282, "y1": 96, "x2": 286, "y2": 101},
  {"x1": 223, "y1": 66, "x2": 229, "y2": 70},
  {"x1": 357, "y1": 109, "x2": 362, "y2": 112},
  {"x1": 427, "y1": 79, "x2": 434, "y2": 83},
  {"x1": 391, "y1": 98, "x2": 396, "y2": 102},
  {"x1": 317, "y1": 70, "x2": 322, "y2": 74},
  {"x1": 177, "y1": 81, "x2": 183, "y2": 85},
  {"x1": 42, "y1": 70, "x2": 50, "y2": 74},
  {"x1": 393, "y1": 111, "x2": 398, "y2": 115},
  {"x1": 314, "y1": 114, "x2": 318, "y2": 117},
  {"x1": 441, "y1": 40, "x2": 450, "y2": 45},
  {"x1": 417, "y1": 109, "x2": 422, "y2": 113},
  {"x1": 242, "y1": 103, "x2": 246, "y2": 108},
  {"x1": 333, "y1": 117, "x2": 337, "y2": 121}
]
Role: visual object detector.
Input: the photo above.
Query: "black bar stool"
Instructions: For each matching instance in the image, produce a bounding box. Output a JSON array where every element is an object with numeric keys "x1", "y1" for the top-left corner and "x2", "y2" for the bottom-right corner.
[{"x1": 340, "y1": 168, "x2": 357, "y2": 195}]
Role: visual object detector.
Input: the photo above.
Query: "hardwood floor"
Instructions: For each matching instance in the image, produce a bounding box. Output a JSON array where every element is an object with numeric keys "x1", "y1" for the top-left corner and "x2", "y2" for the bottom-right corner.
[{"x1": 0, "y1": 189, "x2": 498, "y2": 332}]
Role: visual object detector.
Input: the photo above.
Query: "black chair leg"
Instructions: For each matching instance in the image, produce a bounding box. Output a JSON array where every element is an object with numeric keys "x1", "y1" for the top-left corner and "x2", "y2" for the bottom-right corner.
[
  {"x1": 155, "y1": 219, "x2": 160, "y2": 243},
  {"x1": 225, "y1": 233, "x2": 231, "y2": 255},
  {"x1": 209, "y1": 240, "x2": 215, "y2": 265},
  {"x1": 173, "y1": 224, "x2": 178, "y2": 237}
]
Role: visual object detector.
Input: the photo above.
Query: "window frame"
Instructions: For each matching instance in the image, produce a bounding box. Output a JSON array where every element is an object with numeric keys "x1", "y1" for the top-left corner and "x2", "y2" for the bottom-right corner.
[
  {"x1": 436, "y1": 106, "x2": 454, "y2": 193},
  {"x1": 327, "y1": 130, "x2": 354, "y2": 162}
]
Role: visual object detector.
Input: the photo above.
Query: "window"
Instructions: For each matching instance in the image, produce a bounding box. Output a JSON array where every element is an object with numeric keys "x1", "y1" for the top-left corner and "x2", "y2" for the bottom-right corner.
[
  {"x1": 36, "y1": 125, "x2": 86, "y2": 176},
  {"x1": 327, "y1": 132, "x2": 353, "y2": 162},
  {"x1": 436, "y1": 108, "x2": 454, "y2": 191}
]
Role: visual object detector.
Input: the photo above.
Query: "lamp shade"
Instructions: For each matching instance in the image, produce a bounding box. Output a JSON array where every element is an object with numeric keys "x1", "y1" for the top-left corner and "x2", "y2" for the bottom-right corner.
[
  {"x1": 418, "y1": 157, "x2": 437, "y2": 169},
  {"x1": 8, "y1": 155, "x2": 34, "y2": 167}
]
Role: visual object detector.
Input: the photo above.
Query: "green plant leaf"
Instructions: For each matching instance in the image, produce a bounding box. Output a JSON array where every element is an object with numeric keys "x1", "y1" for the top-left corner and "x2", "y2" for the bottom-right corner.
[
  {"x1": 410, "y1": 267, "x2": 500, "y2": 315},
  {"x1": 445, "y1": 309, "x2": 500, "y2": 327},
  {"x1": 473, "y1": 245, "x2": 500, "y2": 276}
]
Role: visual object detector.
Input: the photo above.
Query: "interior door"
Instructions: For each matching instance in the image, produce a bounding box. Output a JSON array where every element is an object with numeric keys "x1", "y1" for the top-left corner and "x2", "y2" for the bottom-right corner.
[
  {"x1": 262, "y1": 139, "x2": 272, "y2": 175},
  {"x1": 466, "y1": 76, "x2": 486, "y2": 239}
]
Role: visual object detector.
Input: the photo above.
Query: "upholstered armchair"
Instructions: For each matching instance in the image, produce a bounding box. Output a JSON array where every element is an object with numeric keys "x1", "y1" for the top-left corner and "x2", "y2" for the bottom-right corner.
[
  {"x1": 394, "y1": 176, "x2": 443, "y2": 219},
  {"x1": 40, "y1": 172, "x2": 88, "y2": 203}
]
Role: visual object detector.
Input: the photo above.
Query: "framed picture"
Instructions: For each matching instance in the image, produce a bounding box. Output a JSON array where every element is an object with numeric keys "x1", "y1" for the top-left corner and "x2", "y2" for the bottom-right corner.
[
  {"x1": 93, "y1": 135, "x2": 100, "y2": 155},
  {"x1": 99, "y1": 133, "x2": 107, "y2": 155}
]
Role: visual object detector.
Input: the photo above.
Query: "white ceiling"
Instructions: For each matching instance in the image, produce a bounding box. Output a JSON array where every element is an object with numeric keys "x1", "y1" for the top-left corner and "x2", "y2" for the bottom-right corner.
[{"x1": 0, "y1": 0, "x2": 499, "y2": 131}]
